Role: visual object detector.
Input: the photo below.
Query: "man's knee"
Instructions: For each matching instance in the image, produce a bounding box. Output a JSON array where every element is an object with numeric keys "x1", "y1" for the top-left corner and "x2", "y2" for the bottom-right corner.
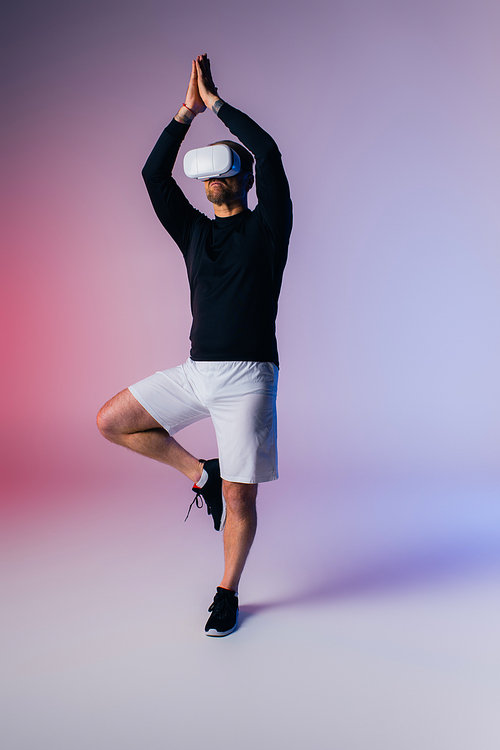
[
  {"x1": 97, "y1": 388, "x2": 166, "y2": 442},
  {"x1": 222, "y1": 481, "x2": 258, "y2": 516},
  {"x1": 96, "y1": 388, "x2": 134, "y2": 441},
  {"x1": 96, "y1": 397, "x2": 121, "y2": 441}
]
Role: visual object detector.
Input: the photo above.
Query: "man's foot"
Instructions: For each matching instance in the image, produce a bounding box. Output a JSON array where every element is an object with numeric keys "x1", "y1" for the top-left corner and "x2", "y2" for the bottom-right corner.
[
  {"x1": 205, "y1": 587, "x2": 239, "y2": 636},
  {"x1": 185, "y1": 458, "x2": 226, "y2": 531}
]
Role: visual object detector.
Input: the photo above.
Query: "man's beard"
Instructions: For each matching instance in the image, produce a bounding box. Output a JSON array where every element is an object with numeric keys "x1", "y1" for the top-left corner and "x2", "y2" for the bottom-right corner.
[{"x1": 206, "y1": 180, "x2": 242, "y2": 206}]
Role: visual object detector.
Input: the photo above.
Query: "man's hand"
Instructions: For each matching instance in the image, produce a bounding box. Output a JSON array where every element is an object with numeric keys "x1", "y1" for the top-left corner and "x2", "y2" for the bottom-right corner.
[
  {"x1": 175, "y1": 59, "x2": 207, "y2": 123},
  {"x1": 174, "y1": 55, "x2": 223, "y2": 124},
  {"x1": 184, "y1": 59, "x2": 207, "y2": 115},
  {"x1": 195, "y1": 54, "x2": 223, "y2": 112}
]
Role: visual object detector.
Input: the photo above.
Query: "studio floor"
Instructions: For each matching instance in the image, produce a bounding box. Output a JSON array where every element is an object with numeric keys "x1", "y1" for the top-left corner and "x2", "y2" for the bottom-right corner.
[{"x1": 2, "y1": 470, "x2": 500, "y2": 750}]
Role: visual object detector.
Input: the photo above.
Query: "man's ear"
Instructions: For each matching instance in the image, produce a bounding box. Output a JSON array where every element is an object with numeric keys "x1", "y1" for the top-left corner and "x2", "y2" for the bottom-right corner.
[{"x1": 246, "y1": 174, "x2": 255, "y2": 192}]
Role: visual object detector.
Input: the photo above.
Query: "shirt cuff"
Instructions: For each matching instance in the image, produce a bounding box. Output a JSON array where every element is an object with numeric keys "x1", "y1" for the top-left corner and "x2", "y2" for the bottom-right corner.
[{"x1": 165, "y1": 117, "x2": 191, "y2": 138}]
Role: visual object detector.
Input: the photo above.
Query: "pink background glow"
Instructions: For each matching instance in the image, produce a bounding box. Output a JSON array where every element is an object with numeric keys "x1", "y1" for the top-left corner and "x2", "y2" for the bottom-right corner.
[{"x1": 2, "y1": 1, "x2": 500, "y2": 748}]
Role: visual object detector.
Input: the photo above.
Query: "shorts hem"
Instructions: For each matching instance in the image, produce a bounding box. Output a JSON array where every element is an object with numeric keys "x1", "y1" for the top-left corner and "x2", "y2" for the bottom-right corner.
[{"x1": 221, "y1": 473, "x2": 278, "y2": 484}]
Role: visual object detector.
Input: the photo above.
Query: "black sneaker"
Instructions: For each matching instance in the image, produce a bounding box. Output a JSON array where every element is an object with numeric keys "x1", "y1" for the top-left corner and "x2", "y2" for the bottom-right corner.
[
  {"x1": 184, "y1": 458, "x2": 226, "y2": 531},
  {"x1": 205, "y1": 587, "x2": 239, "y2": 636}
]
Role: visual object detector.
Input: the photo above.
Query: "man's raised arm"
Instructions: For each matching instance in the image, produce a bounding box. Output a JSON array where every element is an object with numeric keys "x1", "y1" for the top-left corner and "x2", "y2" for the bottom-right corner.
[
  {"x1": 141, "y1": 60, "x2": 210, "y2": 250},
  {"x1": 194, "y1": 54, "x2": 292, "y2": 242}
]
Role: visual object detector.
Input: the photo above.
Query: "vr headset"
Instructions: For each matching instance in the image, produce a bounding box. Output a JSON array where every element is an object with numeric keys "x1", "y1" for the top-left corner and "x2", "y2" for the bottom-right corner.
[{"x1": 183, "y1": 144, "x2": 241, "y2": 180}]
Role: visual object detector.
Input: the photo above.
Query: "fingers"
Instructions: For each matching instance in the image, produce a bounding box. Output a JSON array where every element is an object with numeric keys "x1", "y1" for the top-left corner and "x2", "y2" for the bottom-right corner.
[
  {"x1": 195, "y1": 54, "x2": 217, "y2": 93},
  {"x1": 196, "y1": 53, "x2": 210, "y2": 76},
  {"x1": 196, "y1": 58, "x2": 209, "y2": 86},
  {"x1": 195, "y1": 59, "x2": 203, "y2": 85}
]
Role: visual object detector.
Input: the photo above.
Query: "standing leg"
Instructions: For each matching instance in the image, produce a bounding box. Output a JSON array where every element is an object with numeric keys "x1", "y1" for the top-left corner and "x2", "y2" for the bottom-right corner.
[
  {"x1": 204, "y1": 480, "x2": 257, "y2": 636},
  {"x1": 219, "y1": 480, "x2": 258, "y2": 592}
]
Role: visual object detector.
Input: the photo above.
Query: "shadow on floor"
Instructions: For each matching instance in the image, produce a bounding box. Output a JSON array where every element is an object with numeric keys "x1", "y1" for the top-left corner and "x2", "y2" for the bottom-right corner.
[{"x1": 239, "y1": 534, "x2": 500, "y2": 623}]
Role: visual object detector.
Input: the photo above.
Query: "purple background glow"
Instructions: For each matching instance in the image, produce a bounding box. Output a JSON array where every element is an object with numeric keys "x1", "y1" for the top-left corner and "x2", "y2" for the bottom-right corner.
[{"x1": 2, "y1": 1, "x2": 500, "y2": 747}]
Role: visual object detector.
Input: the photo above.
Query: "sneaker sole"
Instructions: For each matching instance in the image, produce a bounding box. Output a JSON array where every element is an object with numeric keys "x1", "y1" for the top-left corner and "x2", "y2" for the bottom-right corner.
[{"x1": 205, "y1": 615, "x2": 238, "y2": 637}]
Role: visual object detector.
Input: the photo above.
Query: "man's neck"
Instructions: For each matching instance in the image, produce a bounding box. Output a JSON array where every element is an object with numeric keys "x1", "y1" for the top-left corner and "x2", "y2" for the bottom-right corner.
[{"x1": 213, "y1": 202, "x2": 247, "y2": 218}]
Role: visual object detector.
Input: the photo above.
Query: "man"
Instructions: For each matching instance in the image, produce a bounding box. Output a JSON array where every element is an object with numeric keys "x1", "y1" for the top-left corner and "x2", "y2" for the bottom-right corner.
[{"x1": 97, "y1": 54, "x2": 292, "y2": 636}]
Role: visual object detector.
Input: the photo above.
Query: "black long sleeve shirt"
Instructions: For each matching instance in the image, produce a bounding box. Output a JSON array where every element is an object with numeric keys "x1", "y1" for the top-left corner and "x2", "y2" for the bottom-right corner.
[{"x1": 141, "y1": 102, "x2": 292, "y2": 367}]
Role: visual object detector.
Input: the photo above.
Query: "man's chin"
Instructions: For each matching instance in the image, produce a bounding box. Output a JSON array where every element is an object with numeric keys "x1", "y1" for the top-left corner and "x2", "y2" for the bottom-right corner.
[
  {"x1": 207, "y1": 188, "x2": 230, "y2": 206},
  {"x1": 207, "y1": 195, "x2": 225, "y2": 206}
]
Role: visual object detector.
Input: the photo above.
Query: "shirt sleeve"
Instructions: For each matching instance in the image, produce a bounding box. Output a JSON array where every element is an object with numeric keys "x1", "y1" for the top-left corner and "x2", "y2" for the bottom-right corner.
[
  {"x1": 216, "y1": 103, "x2": 293, "y2": 245},
  {"x1": 141, "y1": 118, "x2": 204, "y2": 253}
]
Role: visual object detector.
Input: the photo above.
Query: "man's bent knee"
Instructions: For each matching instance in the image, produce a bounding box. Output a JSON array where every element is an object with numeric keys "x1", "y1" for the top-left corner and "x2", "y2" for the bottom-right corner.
[
  {"x1": 96, "y1": 388, "x2": 164, "y2": 442},
  {"x1": 96, "y1": 397, "x2": 123, "y2": 442}
]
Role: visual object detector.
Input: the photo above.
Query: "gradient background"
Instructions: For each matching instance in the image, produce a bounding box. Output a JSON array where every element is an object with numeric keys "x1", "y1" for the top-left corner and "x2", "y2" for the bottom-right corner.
[{"x1": 2, "y1": 0, "x2": 500, "y2": 748}]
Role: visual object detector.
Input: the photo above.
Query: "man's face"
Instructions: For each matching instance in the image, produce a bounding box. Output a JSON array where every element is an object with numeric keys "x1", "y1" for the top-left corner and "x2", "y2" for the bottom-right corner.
[{"x1": 204, "y1": 172, "x2": 253, "y2": 207}]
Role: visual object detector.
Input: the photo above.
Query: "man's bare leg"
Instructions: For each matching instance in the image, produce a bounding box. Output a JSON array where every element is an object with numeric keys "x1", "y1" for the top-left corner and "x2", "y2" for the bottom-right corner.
[
  {"x1": 96, "y1": 388, "x2": 204, "y2": 484},
  {"x1": 98, "y1": 391, "x2": 257, "y2": 591},
  {"x1": 219, "y1": 480, "x2": 258, "y2": 592}
]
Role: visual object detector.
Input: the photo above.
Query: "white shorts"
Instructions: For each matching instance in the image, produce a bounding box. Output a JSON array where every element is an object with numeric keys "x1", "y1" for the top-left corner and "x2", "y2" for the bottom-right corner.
[{"x1": 128, "y1": 359, "x2": 279, "y2": 484}]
